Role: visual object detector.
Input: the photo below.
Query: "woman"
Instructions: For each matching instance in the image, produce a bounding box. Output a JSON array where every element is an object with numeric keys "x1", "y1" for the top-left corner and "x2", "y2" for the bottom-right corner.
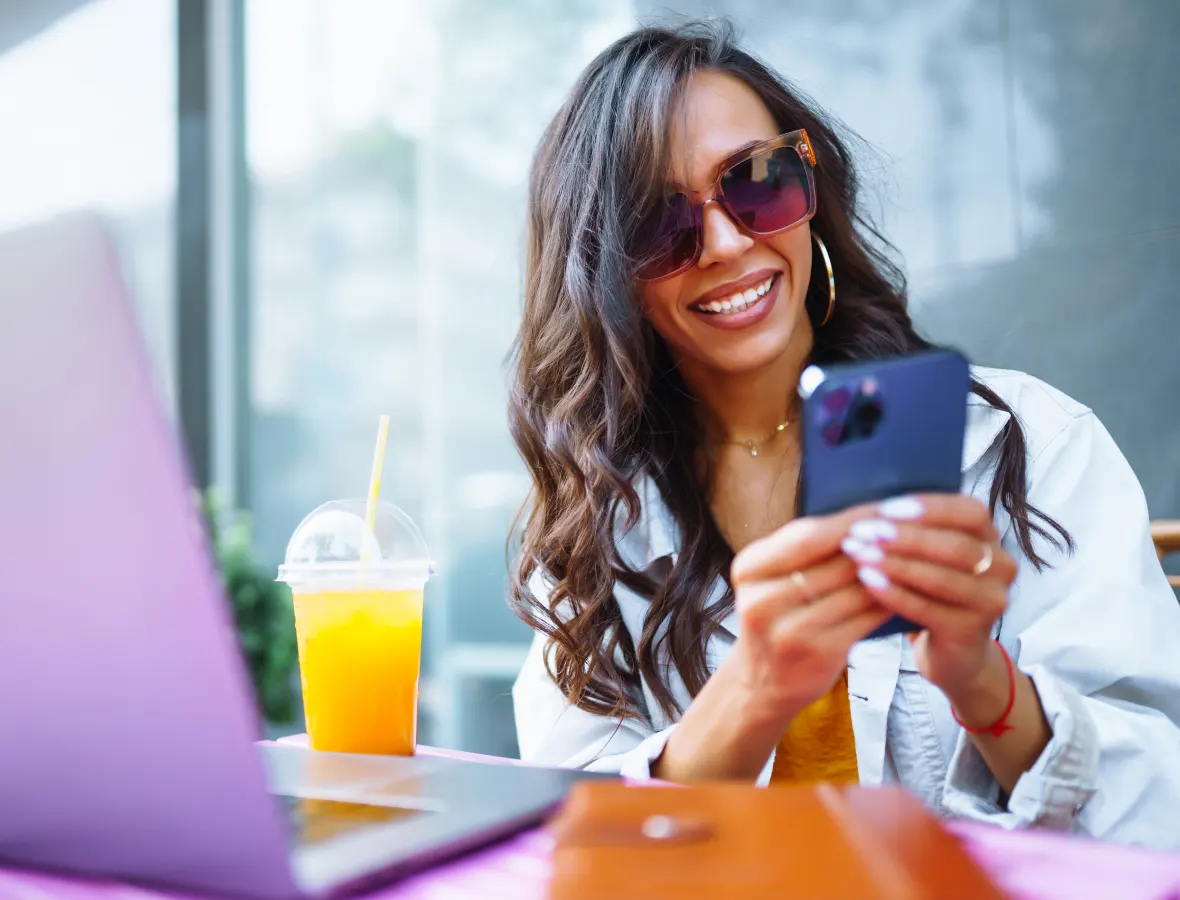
[{"x1": 508, "y1": 21, "x2": 1180, "y2": 847}]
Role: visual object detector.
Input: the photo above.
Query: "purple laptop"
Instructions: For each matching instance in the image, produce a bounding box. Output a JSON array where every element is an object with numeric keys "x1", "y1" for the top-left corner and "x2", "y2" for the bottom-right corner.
[{"x1": 0, "y1": 215, "x2": 594, "y2": 898}]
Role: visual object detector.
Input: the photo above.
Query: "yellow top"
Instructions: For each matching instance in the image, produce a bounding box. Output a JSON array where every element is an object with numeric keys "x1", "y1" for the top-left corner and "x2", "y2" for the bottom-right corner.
[{"x1": 769, "y1": 670, "x2": 859, "y2": 785}]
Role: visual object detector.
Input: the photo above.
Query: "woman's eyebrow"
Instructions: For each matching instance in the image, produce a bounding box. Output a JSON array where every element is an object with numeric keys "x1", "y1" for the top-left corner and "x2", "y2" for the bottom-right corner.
[
  {"x1": 668, "y1": 140, "x2": 766, "y2": 192},
  {"x1": 707, "y1": 140, "x2": 764, "y2": 177},
  {"x1": 726, "y1": 139, "x2": 762, "y2": 157}
]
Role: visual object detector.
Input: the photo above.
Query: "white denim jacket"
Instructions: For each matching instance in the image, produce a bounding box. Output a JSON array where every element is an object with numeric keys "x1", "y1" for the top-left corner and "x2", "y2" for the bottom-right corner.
[{"x1": 512, "y1": 367, "x2": 1180, "y2": 849}]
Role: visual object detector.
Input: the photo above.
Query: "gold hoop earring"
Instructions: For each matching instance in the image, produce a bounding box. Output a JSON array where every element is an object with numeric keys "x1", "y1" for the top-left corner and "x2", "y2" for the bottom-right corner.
[{"x1": 812, "y1": 232, "x2": 835, "y2": 327}]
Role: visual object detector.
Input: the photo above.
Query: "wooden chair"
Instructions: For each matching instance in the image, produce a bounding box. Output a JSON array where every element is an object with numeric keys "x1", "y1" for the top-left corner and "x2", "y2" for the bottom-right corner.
[{"x1": 1151, "y1": 520, "x2": 1180, "y2": 590}]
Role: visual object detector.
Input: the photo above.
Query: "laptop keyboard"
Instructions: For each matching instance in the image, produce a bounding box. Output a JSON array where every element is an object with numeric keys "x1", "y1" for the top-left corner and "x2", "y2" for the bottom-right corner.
[{"x1": 279, "y1": 795, "x2": 430, "y2": 848}]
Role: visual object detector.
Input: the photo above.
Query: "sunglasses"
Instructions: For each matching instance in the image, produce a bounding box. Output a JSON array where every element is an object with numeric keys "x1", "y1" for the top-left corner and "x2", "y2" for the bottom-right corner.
[{"x1": 633, "y1": 129, "x2": 818, "y2": 282}]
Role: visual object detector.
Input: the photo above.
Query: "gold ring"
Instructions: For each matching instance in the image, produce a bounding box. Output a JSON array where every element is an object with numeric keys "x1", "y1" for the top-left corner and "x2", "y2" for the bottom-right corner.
[
  {"x1": 973, "y1": 542, "x2": 995, "y2": 576},
  {"x1": 790, "y1": 570, "x2": 814, "y2": 604}
]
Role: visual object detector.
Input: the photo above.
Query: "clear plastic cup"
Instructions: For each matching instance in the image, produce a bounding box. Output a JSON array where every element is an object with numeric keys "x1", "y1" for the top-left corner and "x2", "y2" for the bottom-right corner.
[{"x1": 277, "y1": 499, "x2": 433, "y2": 756}]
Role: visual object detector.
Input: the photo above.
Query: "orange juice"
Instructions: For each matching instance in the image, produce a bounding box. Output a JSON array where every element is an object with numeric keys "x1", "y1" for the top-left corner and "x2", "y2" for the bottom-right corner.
[{"x1": 292, "y1": 588, "x2": 424, "y2": 755}]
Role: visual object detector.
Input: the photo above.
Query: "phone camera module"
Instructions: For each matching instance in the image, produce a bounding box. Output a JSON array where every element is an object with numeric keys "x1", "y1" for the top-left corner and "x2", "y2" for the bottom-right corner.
[{"x1": 819, "y1": 377, "x2": 885, "y2": 447}]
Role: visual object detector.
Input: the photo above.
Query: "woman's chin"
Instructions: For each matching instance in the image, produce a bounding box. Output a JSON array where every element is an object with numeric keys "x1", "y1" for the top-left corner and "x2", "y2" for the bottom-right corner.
[
  {"x1": 692, "y1": 336, "x2": 800, "y2": 376},
  {"x1": 691, "y1": 316, "x2": 805, "y2": 374}
]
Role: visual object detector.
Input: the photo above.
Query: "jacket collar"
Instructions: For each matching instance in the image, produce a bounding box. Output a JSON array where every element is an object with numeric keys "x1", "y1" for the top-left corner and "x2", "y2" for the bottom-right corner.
[{"x1": 963, "y1": 393, "x2": 1012, "y2": 475}]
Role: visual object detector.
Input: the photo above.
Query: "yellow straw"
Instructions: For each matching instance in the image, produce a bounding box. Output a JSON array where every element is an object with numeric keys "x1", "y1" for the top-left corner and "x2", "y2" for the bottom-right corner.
[{"x1": 361, "y1": 414, "x2": 390, "y2": 563}]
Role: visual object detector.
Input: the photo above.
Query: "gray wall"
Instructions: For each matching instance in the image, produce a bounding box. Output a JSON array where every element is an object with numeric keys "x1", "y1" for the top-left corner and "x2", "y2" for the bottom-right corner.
[{"x1": 641, "y1": 0, "x2": 1180, "y2": 523}]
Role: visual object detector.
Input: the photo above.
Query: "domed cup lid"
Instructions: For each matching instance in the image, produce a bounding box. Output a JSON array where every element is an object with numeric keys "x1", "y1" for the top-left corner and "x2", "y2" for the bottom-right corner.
[{"x1": 276, "y1": 499, "x2": 433, "y2": 591}]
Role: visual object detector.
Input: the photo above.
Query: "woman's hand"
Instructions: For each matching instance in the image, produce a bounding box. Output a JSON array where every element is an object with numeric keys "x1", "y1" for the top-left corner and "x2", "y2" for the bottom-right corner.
[
  {"x1": 839, "y1": 494, "x2": 1018, "y2": 700},
  {"x1": 728, "y1": 510, "x2": 895, "y2": 724},
  {"x1": 653, "y1": 508, "x2": 892, "y2": 783},
  {"x1": 838, "y1": 493, "x2": 1053, "y2": 794}
]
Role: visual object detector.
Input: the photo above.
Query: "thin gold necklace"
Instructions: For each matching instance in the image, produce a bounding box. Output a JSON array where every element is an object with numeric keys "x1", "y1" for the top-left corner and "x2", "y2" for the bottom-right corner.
[{"x1": 713, "y1": 416, "x2": 795, "y2": 457}]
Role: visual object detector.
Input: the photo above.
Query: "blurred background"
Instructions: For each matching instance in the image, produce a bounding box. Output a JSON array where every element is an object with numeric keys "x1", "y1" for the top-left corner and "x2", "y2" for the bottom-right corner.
[{"x1": 2, "y1": 0, "x2": 1177, "y2": 756}]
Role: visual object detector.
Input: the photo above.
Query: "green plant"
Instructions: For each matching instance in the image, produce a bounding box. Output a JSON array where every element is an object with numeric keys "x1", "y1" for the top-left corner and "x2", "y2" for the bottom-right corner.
[{"x1": 202, "y1": 489, "x2": 300, "y2": 724}]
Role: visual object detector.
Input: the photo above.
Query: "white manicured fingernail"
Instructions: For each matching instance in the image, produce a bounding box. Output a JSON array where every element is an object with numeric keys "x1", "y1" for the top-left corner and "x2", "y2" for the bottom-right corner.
[
  {"x1": 850, "y1": 518, "x2": 898, "y2": 542},
  {"x1": 842, "y1": 536, "x2": 884, "y2": 564},
  {"x1": 858, "y1": 566, "x2": 891, "y2": 591},
  {"x1": 879, "y1": 497, "x2": 924, "y2": 520}
]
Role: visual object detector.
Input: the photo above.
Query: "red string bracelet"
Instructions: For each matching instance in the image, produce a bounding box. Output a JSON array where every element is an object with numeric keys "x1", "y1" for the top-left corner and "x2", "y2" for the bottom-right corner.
[{"x1": 952, "y1": 640, "x2": 1016, "y2": 738}]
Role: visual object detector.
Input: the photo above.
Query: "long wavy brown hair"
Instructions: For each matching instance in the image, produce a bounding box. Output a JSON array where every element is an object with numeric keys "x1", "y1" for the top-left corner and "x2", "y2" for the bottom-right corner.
[{"x1": 508, "y1": 20, "x2": 1071, "y2": 723}]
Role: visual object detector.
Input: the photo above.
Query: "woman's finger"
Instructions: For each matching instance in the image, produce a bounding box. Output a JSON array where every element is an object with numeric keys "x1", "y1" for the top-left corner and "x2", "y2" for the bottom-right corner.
[
  {"x1": 734, "y1": 493, "x2": 997, "y2": 586},
  {"x1": 843, "y1": 520, "x2": 1017, "y2": 583},
  {"x1": 824, "y1": 605, "x2": 897, "y2": 652},
  {"x1": 871, "y1": 554, "x2": 1009, "y2": 619},
  {"x1": 766, "y1": 583, "x2": 877, "y2": 646},
  {"x1": 854, "y1": 565, "x2": 987, "y2": 633},
  {"x1": 873, "y1": 494, "x2": 999, "y2": 542},
  {"x1": 737, "y1": 555, "x2": 859, "y2": 635},
  {"x1": 732, "y1": 504, "x2": 878, "y2": 584}
]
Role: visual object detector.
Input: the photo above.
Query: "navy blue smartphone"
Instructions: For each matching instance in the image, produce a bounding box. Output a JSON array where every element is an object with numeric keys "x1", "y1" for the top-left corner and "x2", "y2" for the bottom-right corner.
[{"x1": 798, "y1": 348, "x2": 970, "y2": 639}]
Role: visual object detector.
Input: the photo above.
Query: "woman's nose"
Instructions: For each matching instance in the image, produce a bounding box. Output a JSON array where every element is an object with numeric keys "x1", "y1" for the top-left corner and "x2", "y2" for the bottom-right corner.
[{"x1": 697, "y1": 200, "x2": 755, "y2": 268}]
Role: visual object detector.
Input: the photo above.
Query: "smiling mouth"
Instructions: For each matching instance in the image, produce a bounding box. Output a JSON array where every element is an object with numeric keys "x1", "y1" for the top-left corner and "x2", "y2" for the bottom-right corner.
[{"x1": 690, "y1": 273, "x2": 778, "y2": 315}]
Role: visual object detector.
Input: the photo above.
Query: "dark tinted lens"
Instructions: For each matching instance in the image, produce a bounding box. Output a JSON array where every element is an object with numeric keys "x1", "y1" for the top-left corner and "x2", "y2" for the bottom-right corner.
[
  {"x1": 720, "y1": 146, "x2": 811, "y2": 234},
  {"x1": 636, "y1": 193, "x2": 698, "y2": 279}
]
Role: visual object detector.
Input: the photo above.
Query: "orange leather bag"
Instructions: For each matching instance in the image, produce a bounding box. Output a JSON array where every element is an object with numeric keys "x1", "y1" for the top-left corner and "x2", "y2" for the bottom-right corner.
[{"x1": 548, "y1": 782, "x2": 1007, "y2": 900}]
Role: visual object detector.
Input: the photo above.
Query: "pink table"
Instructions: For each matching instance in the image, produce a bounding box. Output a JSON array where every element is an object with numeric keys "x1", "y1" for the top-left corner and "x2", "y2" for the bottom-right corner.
[{"x1": 3, "y1": 739, "x2": 1179, "y2": 900}]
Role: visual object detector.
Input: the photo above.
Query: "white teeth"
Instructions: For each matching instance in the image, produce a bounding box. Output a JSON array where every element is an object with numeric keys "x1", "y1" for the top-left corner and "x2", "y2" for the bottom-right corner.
[{"x1": 695, "y1": 275, "x2": 776, "y2": 316}]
